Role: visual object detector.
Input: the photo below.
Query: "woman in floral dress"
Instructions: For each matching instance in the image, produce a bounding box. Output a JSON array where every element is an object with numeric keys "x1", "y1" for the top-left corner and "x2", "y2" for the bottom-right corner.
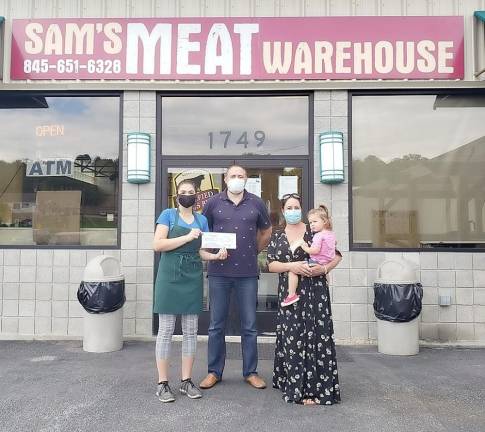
[{"x1": 267, "y1": 194, "x2": 341, "y2": 405}]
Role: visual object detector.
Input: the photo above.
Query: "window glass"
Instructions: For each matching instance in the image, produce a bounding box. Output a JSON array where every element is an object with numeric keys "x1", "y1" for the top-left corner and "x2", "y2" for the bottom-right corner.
[
  {"x1": 0, "y1": 94, "x2": 120, "y2": 246},
  {"x1": 474, "y1": 13, "x2": 485, "y2": 80},
  {"x1": 0, "y1": 19, "x2": 4, "y2": 80},
  {"x1": 161, "y1": 96, "x2": 309, "y2": 155},
  {"x1": 352, "y1": 93, "x2": 485, "y2": 249}
]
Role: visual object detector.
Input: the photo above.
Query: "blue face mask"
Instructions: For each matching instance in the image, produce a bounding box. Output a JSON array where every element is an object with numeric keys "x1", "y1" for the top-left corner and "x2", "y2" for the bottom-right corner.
[{"x1": 284, "y1": 209, "x2": 302, "y2": 225}]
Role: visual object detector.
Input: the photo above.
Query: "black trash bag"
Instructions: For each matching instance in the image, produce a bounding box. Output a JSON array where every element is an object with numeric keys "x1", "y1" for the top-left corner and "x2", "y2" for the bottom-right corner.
[
  {"x1": 77, "y1": 280, "x2": 125, "y2": 314},
  {"x1": 373, "y1": 283, "x2": 423, "y2": 322}
]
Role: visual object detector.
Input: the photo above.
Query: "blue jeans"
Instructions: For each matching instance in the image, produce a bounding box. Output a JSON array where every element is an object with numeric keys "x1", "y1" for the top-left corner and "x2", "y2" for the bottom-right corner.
[{"x1": 207, "y1": 276, "x2": 258, "y2": 379}]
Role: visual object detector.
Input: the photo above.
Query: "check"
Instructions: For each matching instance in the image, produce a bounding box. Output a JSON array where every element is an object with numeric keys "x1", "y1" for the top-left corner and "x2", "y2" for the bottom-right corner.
[{"x1": 201, "y1": 232, "x2": 237, "y2": 249}]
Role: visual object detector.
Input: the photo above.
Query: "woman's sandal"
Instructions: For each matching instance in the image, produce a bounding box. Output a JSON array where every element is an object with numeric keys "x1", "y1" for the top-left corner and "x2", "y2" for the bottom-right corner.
[{"x1": 302, "y1": 398, "x2": 316, "y2": 405}]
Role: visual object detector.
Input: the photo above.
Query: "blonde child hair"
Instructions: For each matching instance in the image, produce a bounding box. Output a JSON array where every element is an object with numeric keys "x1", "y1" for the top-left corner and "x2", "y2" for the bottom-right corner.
[{"x1": 307, "y1": 205, "x2": 332, "y2": 230}]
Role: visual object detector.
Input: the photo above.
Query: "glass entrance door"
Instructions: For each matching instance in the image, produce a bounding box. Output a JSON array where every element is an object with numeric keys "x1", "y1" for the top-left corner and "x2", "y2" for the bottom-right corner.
[{"x1": 156, "y1": 159, "x2": 310, "y2": 335}]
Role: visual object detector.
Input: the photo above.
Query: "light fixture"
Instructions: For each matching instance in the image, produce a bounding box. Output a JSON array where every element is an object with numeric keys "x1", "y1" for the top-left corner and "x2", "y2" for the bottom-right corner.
[
  {"x1": 319, "y1": 131, "x2": 344, "y2": 184},
  {"x1": 127, "y1": 132, "x2": 151, "y2": 184}
]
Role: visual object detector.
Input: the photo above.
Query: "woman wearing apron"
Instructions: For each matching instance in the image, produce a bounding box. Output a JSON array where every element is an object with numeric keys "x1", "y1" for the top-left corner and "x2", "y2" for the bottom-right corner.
[{"x1": 153, "y1": 179, "x2": 227, "y2": 403}]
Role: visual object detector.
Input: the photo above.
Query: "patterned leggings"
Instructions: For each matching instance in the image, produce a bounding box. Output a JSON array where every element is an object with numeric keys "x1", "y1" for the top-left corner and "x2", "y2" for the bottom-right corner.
[{"x1": 155, "y1": 314, "x2": 198, "y2": 360}]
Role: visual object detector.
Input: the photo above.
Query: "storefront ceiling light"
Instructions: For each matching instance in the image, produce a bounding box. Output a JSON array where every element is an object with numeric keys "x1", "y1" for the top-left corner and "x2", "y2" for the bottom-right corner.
[
  {"x1": 319, "y1": 131, "x2": 344, "y2": 184},
  {"x1": 127, "y1": 132, "x2": 151, "y2": 184}
]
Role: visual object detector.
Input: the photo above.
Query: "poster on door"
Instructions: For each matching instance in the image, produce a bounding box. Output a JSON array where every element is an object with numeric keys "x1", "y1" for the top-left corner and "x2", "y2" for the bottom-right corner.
[{"x1": 172, "y1": 169, "x2": 219, "y2": 212}]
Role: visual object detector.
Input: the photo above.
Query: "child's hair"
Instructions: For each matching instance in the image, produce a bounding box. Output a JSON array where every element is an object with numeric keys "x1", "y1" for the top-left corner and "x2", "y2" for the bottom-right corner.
[{"x1": 307, "y1": 205, "x2": 332, "y2": 230}]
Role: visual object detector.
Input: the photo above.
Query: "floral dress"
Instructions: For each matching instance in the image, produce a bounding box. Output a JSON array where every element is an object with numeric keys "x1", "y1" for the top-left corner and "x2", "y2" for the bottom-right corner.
[{"x1": 267, "y1": 226, "x2": 341, "y2": 405}]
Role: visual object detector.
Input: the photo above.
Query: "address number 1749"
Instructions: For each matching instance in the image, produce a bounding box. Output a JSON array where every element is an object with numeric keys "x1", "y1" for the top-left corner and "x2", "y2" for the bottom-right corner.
[{"x1": 208, "y1": 130, "x2": 266, "y2": 149}]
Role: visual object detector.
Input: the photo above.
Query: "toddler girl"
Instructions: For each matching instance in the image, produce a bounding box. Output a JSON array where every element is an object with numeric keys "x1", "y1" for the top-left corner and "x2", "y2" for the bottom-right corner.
[{"x1": 282, "y1": 205, "x2": 336, "y2": 307}]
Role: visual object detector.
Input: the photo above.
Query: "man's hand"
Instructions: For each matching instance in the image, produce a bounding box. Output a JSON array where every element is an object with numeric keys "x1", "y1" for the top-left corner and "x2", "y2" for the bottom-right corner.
[
  {"x1": 213, "y1": 248, "x2": 228, "y2": 260},
  {"x1": 257, "y1": 226, "x2": 272, "y2": 252}
]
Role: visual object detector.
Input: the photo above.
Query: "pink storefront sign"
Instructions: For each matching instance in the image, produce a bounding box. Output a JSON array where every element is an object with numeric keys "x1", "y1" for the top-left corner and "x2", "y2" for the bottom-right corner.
[{"x1": 10, "y1": 16, "x2": 464, "y2": 81}]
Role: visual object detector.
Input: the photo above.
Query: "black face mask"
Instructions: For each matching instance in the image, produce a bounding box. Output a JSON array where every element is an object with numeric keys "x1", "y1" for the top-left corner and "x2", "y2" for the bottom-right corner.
[{"x1": 178, "y1": 194, "x2": 197, "y2": 208}]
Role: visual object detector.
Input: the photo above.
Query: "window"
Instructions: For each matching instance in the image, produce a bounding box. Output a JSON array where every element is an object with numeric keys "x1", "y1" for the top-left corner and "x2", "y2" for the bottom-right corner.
[
  {"x1": 161, "y1": 95, "x2": 309, "y2": 155},
  {"x1": 0, "y1": 17, "x2": 4, "y2": 80},
  {"x1": 0, "y1": 93, "x2": 121, "y2": 247},
  {"x1": 351, "y1": 91, "x2": 485, "y2": 250},
  {"x1": 474, "y1": 11, "x2": 485, "y2": 80}
]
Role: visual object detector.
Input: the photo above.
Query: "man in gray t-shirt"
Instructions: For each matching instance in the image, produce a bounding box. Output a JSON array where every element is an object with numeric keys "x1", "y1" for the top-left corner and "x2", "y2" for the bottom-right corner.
[{"x1": 200, "y1": 165, "x2": 272, "y2": 390}]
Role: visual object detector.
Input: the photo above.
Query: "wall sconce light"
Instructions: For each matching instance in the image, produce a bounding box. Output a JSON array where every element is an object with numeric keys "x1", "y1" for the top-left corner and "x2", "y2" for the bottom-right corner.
[
  {"x1": 127, "y1": 132, "x2": 151, "y2": 184},
  {"x1": 319, "y1": 131, "x2": 344, "y2": 184}
]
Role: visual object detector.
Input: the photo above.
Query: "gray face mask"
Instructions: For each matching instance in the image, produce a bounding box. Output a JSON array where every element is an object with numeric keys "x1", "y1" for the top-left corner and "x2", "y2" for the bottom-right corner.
[{"x1": 227, "y1": 178, "x2": 246, "y2": 194}]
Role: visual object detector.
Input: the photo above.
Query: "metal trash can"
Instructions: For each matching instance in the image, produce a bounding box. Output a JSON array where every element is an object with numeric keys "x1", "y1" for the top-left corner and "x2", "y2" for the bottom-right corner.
[
  {"x1": 373, "y1": 259, "x2": 423, "y2": 356},
  {"x1": 77, "y1": 255, "x2": 125, "y2": 353}
]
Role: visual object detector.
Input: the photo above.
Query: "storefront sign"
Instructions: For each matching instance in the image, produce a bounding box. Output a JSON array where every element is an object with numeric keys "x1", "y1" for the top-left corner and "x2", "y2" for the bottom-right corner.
[
  {"x1": 26, "y1": 158, "x2": 73, "y2": 177},
  {"x1": 10, "y1": 17, "x2": 464, "y2": 80}
]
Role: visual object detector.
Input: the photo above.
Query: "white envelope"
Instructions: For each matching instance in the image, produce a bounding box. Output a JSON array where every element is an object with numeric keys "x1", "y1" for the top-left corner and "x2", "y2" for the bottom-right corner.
[{"x1": 201, "y1": 232, "x2": 237, "y2": 249}]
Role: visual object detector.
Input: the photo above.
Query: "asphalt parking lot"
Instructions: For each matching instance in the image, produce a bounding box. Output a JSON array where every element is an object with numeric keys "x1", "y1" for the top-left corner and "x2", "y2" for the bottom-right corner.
[{"x1": 1, "y1": 340, "x2": 484, "y2": 432}]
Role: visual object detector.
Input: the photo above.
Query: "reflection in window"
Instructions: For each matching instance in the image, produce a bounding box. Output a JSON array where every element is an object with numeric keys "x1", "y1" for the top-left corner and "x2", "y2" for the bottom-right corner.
[
  {"x1": 161, "y1": 96, "x2": 309, "y2": 155},
  {"x1": 351, "y1": 92, "x2": 485, "y2": 249},
  {"x1": 0, "y1": 94, "x2": 120, "y2": 246}
]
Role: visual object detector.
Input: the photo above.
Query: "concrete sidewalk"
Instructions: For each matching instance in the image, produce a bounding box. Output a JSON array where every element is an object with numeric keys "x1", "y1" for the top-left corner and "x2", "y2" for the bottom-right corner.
[{"x1": 0, "y1": 340, "x2": 484, "y2": 432}]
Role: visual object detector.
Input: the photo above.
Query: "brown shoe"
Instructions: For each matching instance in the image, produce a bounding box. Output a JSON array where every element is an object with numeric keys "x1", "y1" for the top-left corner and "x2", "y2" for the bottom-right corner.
[
  {"x1": 199, "y1": 373, "x2": 220, "y2": 389},
  {"x1": 245, "y1": 374, "x2": 266, "y2": 389}
]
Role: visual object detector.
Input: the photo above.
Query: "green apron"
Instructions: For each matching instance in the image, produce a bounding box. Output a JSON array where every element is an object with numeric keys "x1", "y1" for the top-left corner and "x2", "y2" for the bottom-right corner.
[{"x1": 153, "y1": 211, "x2": 203, "y2": 315}]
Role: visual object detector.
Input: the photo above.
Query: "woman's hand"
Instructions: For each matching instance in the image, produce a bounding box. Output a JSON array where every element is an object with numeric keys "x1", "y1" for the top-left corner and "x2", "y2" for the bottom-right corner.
[
  {"x1": 290, "y1": 261, "x2": 312, "y2": 277},
  {"x1": 213, "y1": 248, "x2": 228, "y2": 261},
  {"x1": 309, "y1": 263, "x2": 327, "y2": 277},
  {"x1": 310, "y1": 254, "x2": 342, "y2": 276},
  {"x1": 185, "y1": 228, "x2": 201, "y2": 242}
]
